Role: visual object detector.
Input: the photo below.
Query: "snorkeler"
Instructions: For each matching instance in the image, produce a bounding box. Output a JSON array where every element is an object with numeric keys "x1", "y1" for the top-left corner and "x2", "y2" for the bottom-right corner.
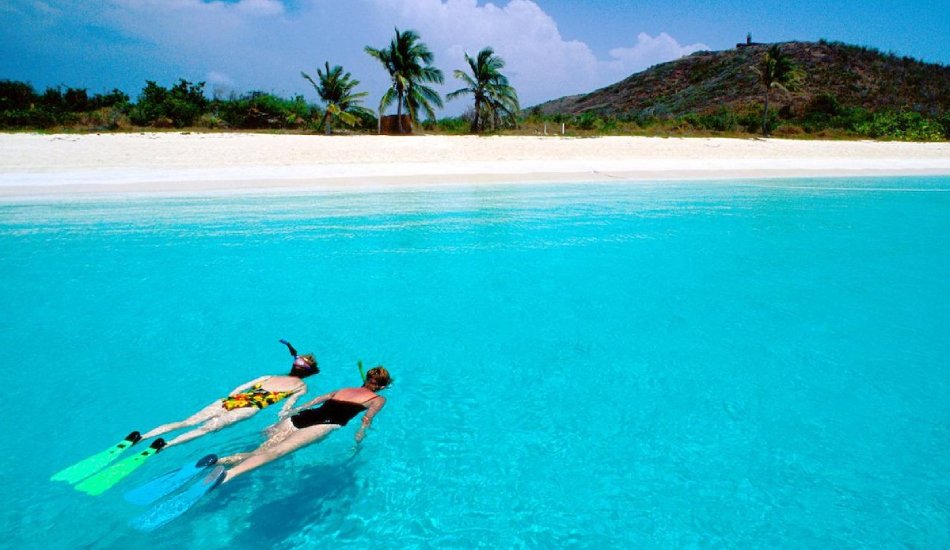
[
  {"x1": 140, "y1": 340, "x2": 319, "y2": 448},
  {"x1": 217, "y1": 366, "x2": 391, "y2": 483}
]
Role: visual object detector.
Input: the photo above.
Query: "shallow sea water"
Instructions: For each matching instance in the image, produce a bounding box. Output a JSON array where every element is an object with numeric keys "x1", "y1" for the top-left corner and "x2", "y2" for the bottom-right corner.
[{"x1": 0, "y1": 177, "x2": 948, "y2": 548}]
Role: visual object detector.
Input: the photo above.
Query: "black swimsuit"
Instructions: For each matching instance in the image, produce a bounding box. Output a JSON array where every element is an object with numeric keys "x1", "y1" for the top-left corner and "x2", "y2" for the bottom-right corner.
[{"x1": 290, "y1": 397, "x2": 377, "y2": 428}]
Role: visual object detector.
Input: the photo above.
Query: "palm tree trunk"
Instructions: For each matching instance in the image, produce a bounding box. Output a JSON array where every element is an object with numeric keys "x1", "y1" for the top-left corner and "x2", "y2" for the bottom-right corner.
[
  {"x1": 471, "y1": 98, "x2": 481, "y2": 133},
  {"x1": 324, "y1": 112, "x2": 332, "y2": 135},
  {"x1": 396, "y1": 92, "x2": 404, "y2": 134},
  {"x1": 761, "y1": 87, "x2": 770, "y2": 137}
]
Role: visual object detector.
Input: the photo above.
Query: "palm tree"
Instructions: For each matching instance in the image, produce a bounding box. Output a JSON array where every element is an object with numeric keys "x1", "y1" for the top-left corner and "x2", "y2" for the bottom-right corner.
[
  {"x1": 754, "y1": 45, "x2": 802, "y2": 136},
  {"x1": 447, "y1": 47, "x2": 520, "y2": 133},
  {"x1": 365, "y1": 28, "x2": 444, "y2": 133},
  {"x1": 301, "y1": 62, "x2": 372, "y2": 135}
]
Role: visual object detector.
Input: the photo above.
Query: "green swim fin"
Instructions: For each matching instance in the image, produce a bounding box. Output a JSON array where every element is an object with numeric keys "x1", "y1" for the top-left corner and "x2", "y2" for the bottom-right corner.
[
  {"x1": 75, "y1": 438, "x2": 166, "y2": 496},
  {"x1": 51, "y1": 431, "x2": 143, "y2": 484}
]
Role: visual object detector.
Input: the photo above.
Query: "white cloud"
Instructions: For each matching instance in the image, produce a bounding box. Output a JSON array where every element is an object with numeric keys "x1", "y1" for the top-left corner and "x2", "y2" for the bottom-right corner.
[
  {"x1": 367, "y1": 0, "x2": 709, "y2": 106},
  {"x1": 206, "y1": 70, "x2": 236, "y2": 98},
  {"x1": 608, "y1": 32, "x2": 709, "y2": 72},
  {"x1": 369, "y1": 0, "x2": 602, "y2": 106}
]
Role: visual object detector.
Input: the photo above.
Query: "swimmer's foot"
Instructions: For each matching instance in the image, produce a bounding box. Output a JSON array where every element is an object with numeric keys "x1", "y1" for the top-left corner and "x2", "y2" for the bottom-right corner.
[{"x1": 217, "y1": 453, "x2": 249, "y2": 466}]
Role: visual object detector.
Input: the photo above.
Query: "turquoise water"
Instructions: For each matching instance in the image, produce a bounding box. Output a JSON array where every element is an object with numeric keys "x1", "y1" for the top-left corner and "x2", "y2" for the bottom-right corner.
[{"x1": 1, "y1": 177, "x2": 948, "y2": 548}]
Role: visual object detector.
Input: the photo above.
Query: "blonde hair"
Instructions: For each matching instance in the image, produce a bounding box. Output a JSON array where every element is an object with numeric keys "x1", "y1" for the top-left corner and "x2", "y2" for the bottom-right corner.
[{"x1": 365, "y1": 366, "x2": 392, "y2": 388}]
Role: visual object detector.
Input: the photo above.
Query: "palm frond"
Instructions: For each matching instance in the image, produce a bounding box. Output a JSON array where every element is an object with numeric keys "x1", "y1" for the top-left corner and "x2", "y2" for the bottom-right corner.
[
  {"x1": 378, "y1": 87, "x2": 397, "y2": 114},
  {"x1": 366, "y1": 28, "x2": 446, "y2": 125}
]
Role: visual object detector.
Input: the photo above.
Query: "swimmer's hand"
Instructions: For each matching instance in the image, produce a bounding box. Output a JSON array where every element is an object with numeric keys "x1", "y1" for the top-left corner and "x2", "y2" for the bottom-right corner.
[{"x1": 355, "y1": 429, "x2": 366, "y2": 444}]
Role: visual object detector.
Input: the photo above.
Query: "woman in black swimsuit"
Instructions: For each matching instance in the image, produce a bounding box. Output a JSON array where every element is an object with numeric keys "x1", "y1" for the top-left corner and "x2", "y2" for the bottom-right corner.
[{"x1": 219, "y1": 367, "x2": 391, "y2": 483}]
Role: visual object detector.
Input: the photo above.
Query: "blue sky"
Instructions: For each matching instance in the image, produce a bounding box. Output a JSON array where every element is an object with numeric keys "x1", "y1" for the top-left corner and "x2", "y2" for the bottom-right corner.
[{"x1": 2, "y1": 0, "x2": 947, "y2": 114}]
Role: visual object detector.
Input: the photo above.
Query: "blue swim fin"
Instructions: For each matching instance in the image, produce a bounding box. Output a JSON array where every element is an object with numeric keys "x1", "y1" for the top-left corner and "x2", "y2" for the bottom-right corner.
[
  {"x1": 130, "y1": 465, "x2": 226, "y2": 532},
  {"x1": 124, "y1": 454, "x2": 218, "y2": 506}
]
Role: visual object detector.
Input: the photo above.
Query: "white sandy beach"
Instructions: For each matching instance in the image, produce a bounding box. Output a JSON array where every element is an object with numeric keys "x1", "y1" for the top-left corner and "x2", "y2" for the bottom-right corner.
[{"x1": 0, "y1": 132, "x2": 948, "y2": 197}]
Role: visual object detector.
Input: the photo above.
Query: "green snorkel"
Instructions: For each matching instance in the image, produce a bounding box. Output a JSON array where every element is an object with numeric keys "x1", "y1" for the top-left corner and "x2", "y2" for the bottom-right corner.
[{"x1": 358, "y1": 360, "x2": 366, "y2": 382}]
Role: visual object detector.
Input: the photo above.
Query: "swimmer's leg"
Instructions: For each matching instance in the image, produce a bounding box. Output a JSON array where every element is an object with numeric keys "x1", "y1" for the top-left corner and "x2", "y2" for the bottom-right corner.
[
  {"x1": 141, "y1": 401, "x2": 224, "y2": 439},
  {"x1": 164, "y1": 407, "x2": 258, "y2": 448},
  {"x1": 218, "y1": 418, "x2": 296, "y2": 465},
  {"x1": 222, "y1": 424, "x2": 339, "y2": 483}
]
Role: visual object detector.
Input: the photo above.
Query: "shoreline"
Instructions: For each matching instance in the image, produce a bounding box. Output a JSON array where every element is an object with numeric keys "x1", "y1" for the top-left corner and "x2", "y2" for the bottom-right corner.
[{"x1": 1, "y1": 133, "x2": 948, "y2": 198}]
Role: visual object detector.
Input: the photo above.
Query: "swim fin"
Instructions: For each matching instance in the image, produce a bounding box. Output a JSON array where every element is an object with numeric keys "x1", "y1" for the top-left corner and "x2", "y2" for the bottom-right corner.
[
  {"x1": 51, "y1": 431, "x2": 142, "y2": 484},
  {"x1": 130, "y1": 465, "x2": 226, "y2": 531},
  {"x1": 74, "y1": 438, "x2": 166, "y2": 496},
  {"x1": 124, "y1": 454, "x2": 218, "y2": 506}
]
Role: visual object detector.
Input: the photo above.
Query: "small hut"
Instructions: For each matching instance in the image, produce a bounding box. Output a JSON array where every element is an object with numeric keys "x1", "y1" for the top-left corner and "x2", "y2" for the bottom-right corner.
[{"x1": 379, "y1": 115, "x2": 413, "y2": 135}]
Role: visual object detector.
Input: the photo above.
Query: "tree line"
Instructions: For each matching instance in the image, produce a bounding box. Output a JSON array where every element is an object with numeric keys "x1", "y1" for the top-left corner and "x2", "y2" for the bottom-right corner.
[
  {"x1": 1, "y1": 32, "x2": 946, "y2": 140},
  {"x1": 0, "y1": 28, "x2": 518, "y2": 135}
]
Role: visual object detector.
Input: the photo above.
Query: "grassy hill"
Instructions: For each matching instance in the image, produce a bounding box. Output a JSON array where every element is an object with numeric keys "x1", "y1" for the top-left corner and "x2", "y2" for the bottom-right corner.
[{"x1": 536, "y1": 40, "x2": 949, "y2": 125}]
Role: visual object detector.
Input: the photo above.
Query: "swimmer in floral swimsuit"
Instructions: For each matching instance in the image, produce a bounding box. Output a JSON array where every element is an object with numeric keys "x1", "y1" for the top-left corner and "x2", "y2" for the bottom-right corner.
[{"x1": 141, "y1": 340, "x2": 319, "y2": 448}]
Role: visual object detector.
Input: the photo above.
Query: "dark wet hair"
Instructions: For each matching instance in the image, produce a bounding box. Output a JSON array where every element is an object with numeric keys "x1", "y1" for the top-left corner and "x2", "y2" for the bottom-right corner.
[{"x1": 290, "y1": 354, "x2": 319, "y2": 378}]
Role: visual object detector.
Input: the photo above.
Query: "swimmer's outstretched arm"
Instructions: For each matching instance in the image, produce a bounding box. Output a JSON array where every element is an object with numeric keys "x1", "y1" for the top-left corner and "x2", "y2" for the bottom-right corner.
[
  {"x1": 277, "y1": 384, "x2": 307, "y2": 419},
  {"x1": 286, "y1": 390, "x2": 336, "y2": 415},
  {"x1": 355, "y1": 396, "x2": 386, "y2": 443}
]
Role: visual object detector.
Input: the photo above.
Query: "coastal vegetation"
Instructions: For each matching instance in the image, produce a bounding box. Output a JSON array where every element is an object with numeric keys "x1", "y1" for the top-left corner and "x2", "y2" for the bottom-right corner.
[
  {"x1": 754, "y1": 45, "x2": 803, "y2": 136},
  {"x1": 365, "y1": 28, "x2": 444, "y2": 133},
  {"x1": 301, "y1": 62, "x2": 372, "y2": 135},
  {"x1": 446, "y1": 47, "x2": 520, "y2": 132},
  {"x1": 1, "y1": 39, "x2": 947, "y2": 141},
  {"x1": 537, "y1": 40, "x2": 948, "y2": 140}
]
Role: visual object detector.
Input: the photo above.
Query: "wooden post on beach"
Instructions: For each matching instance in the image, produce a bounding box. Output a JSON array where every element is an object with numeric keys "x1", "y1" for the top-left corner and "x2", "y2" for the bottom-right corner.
[
  {"x1": 561, "y1": 123, "x2": 565, "y2": 135},
  {"x1": 543, "y1": 123, "x2": 547, "y2": 135}
]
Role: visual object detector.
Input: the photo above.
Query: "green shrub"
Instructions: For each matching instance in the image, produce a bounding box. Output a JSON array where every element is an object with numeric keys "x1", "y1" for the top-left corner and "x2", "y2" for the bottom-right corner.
[
  {"x1": 856, "y1": 110, "x2": 944, "y2": 141},
  {"x1": 130, "y1": 81, "x2": 168, "y2": 126},
  {"x1": 737, "y1": 111, "x2": 772, "y2": 134},
  {"x1": 939, "y1": 112, "x2": 950, "y2": 140},
  {"x1": 809, "y1": 93, "x2": 841, "y2": 116},
  {"x1": 92, "y1": 89, "x2": 130, "y2": 110},
  {"x1": 0, "y1": 80, "x2": 37, "y2": 111},
  {"x1": 64, "y1": 88, "x2": 91, "y2": 112},
  {"x1": 575, "y1": 112, "x2": 597, "y2": 130},
  {"x1": 431, "y1": 117, "x2": 469, "y2": 134},
  {"x1": 595, "y1": 116, "x2": 618, "y2": 133},
  {"x1": 352, "y1": 108, "x2": 377, "y2": 131},
  {"x1": 524, "y1": 106, "x2": 543, "y2": 124},
  {"x1": 619, "y1": 111, "x2": 658, "y2": 128},
  {"x1": 215, "y1": 92, "x2": 318, "y2": 129},
  {"x1": 131, "y1": 79, "x2": 207, "y2": 127},
  {"x1": 691, "y1": 108, "x2": 738, "y2": 132}
]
